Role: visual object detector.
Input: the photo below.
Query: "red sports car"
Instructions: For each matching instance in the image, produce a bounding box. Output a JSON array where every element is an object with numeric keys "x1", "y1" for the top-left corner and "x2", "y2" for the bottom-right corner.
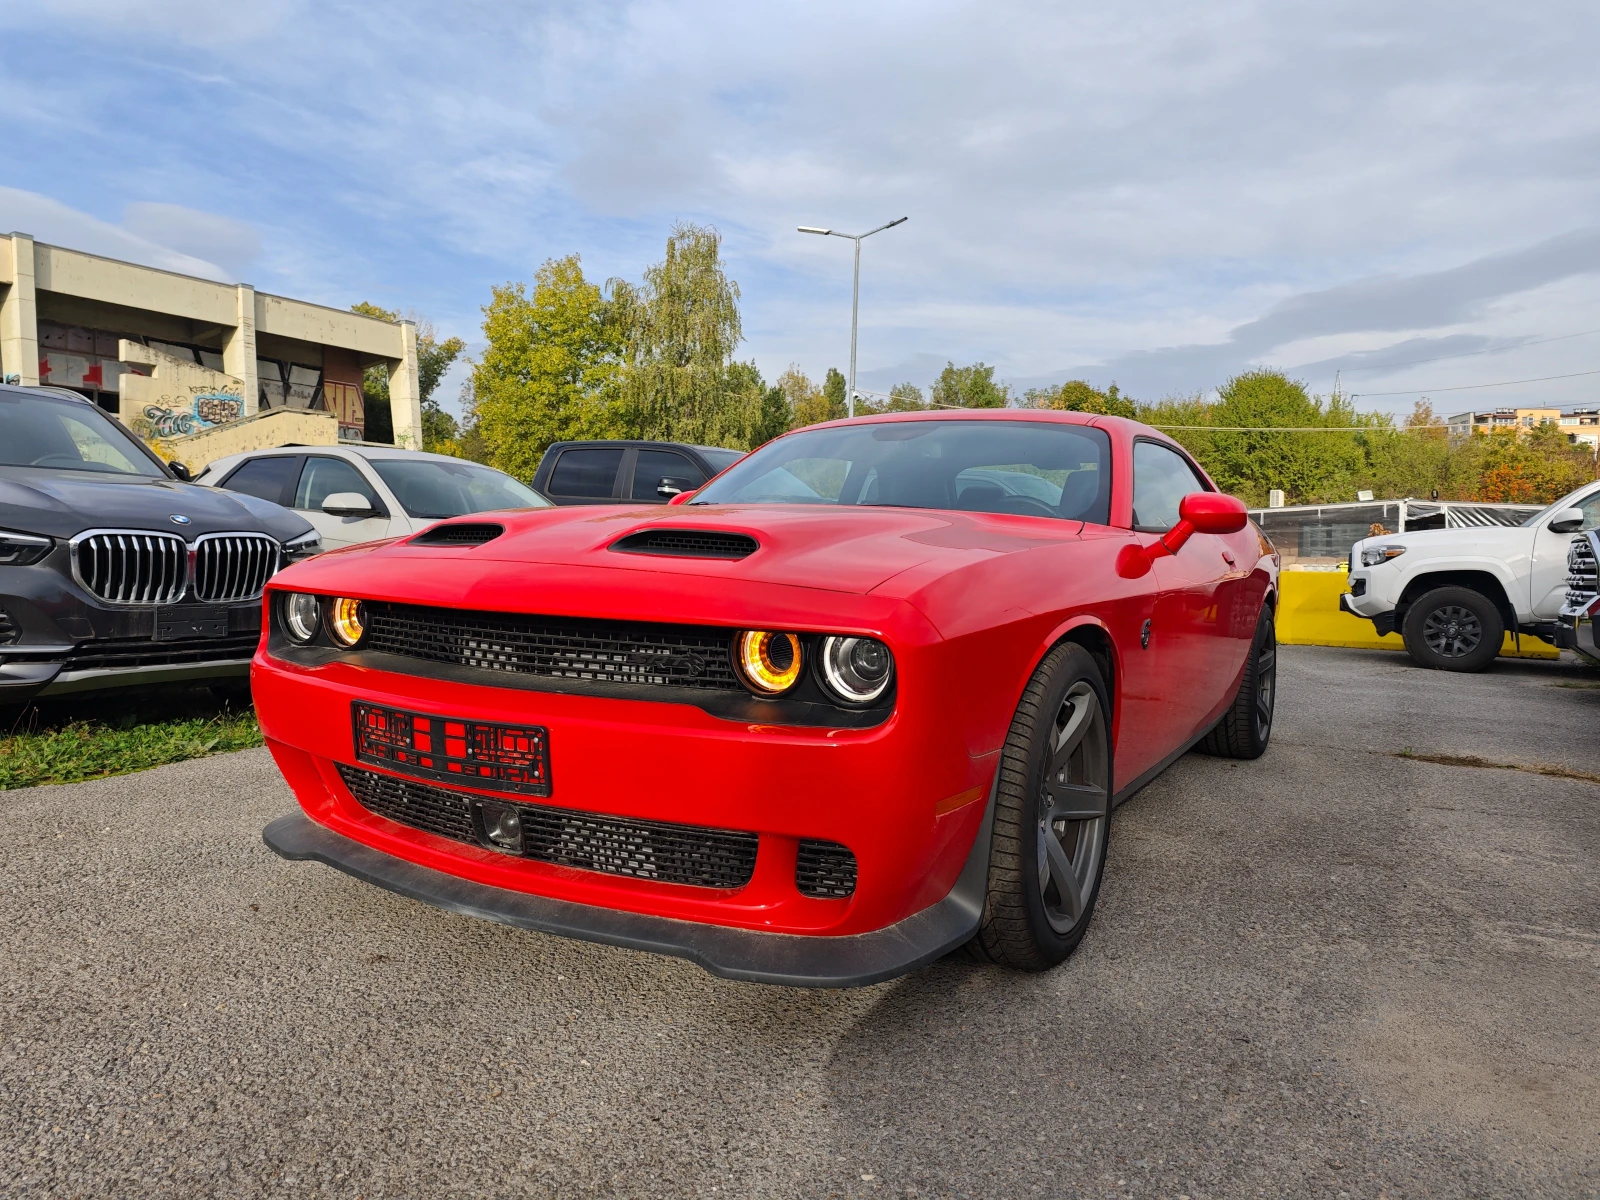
[{"x1": 257, "y1": 410, "x2": 1278, "y2": 986}]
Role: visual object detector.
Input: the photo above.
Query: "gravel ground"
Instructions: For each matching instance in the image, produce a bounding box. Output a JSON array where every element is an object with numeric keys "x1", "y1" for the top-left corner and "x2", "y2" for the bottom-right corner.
[{"x1": 2, "y1": 645, "x2": 1597, "y2": 1199}]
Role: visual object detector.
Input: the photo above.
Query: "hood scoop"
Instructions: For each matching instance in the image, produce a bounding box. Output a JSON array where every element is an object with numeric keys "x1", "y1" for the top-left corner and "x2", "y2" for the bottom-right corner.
[
  {"x1": 410, "y1": 522, "x2": 504, "y2": 547},
  {"x1": 610, "y1": 529, "x2": 758, "y2": 560}
]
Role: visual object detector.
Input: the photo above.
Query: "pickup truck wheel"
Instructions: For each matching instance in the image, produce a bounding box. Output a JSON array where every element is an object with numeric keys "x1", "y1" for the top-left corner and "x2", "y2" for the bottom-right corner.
[{"x1": 1401, "y1": 586, "x2": 1503, "y2": 672}]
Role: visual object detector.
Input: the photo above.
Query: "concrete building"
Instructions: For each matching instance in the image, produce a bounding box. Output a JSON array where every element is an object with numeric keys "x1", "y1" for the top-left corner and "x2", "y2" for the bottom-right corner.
[
  {"x1": 1445, "y1": 406, "x2": 1562, "y2": 438},
  {"x1": 1560, "y1": 407, "x2": 1600, "y2": 451},
  {"x1": 0, "y1": 231, "x2": 421, "y2": 451}
]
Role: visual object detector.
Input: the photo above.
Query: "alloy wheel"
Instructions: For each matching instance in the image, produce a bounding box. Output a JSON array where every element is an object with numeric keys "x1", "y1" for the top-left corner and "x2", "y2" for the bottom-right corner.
[
  {"x1": 1422, "y1": 604, "x2": 1483, "y2": 658},
  {"x1": 1035, "y1": 680, "x2": 1109, "y2": 934},
  {"x1": 1254, "y1": 623, "x2": 1277, "y2": 742}
]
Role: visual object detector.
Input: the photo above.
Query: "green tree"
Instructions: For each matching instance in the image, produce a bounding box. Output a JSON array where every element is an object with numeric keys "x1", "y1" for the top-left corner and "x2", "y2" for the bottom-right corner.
[
  {"x1": 610, "y1": 222, "x2": 747, "y2": 447},
  {"x1": 821, "y1": 367, "x2": 848, "y2": 419},
  {"x1": 787, "y1": 366, "x2": 838, "y2": 427},
  {"x1": 469, "y1": 256, "x2": 621, "y2": 480},
  {"x1": 1024, "y1": 379, "x2": 1137, "y2": 418},
  {"x1": 929, "y1": 361, "x2": 1010, "y2": 408},
  {"x1": 349, "y1": 303, "x2": 466, "y2": 451}
]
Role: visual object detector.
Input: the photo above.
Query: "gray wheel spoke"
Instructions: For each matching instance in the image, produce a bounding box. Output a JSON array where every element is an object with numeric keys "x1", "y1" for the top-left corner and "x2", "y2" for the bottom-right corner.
[
  {"x1": 1042, "y1": 833, "x2": 1084, "y2": 920},
  {"x1": 1048, "y1": 690, "x2": 1094, "y2": 774},
  {"x1": 1044, "y1": 778, "x2": 1106, "y2": 821}
]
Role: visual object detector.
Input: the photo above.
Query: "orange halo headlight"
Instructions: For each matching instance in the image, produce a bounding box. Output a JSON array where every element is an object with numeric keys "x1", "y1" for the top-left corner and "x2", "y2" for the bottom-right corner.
[
  {"x1": 328, "y1": 597, "x2": 366, "y2": 647},
  {"x1": 735, "y1": 630, "x2": 802, "y2": 695}
]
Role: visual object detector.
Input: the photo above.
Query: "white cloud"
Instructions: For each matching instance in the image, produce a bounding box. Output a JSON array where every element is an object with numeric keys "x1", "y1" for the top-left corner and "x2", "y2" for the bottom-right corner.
[{"x1": 0, "y1": 186, "x2": 235, "y2": 280}]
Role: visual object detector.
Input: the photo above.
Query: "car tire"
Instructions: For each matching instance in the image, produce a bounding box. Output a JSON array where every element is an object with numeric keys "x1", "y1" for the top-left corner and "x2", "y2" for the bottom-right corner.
[
  {"x1": 1195, "y1": 603, "x2": 1277, "y2": 760},
  {"x1": 1401, "y1": 586, "x2": 1503, "y2": 672},
  {"x1": 970, "y1": 642, "x2": 1111, "y2": 972}
]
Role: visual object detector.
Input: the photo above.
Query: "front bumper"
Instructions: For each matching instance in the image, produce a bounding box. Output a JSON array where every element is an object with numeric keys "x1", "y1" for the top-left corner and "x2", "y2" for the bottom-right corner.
[
  {"x1": 1339, "y1": 590, "x2": 1398, "y2": 637},
  {"x1": 264, "y1": 790, "x2": 991, "y2": 988},
  {"x1": 1557, "y1": 609, "x2": 1600, "y2": 666}
]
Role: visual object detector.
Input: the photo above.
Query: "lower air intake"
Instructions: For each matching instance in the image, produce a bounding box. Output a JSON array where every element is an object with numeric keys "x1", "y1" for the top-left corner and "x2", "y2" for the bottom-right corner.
[
  {"x1": 795, "y1": 839, "x2": 857, "y2": 898},
  {"x1": 337, "y1": 765, "x2": 759, "y2": 889}
]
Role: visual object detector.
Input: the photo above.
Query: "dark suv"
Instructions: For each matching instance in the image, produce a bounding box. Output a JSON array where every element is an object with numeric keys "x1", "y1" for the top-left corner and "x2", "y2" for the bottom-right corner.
[
  {"x1": 0, "y1": 385, "x2": 318, "y2": 706},
  {"x1": 531, "y1": 441, "x2": 744, "y2": 506}
]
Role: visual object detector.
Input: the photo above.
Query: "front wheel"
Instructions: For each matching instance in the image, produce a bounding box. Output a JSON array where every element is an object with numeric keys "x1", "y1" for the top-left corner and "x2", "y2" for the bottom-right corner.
[
  {"x1": 970, "y1": 643, "x2": 1112, "y2": 971},
  {"x1": 1401, "y1": 586, "x2": 1503, "y2": 672}
]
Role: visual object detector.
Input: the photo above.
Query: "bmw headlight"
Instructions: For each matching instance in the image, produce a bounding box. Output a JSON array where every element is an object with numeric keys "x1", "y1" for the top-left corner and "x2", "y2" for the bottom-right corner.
[
  {"x1": 819, "y1": 636, "x2": 895, "y2": 705},
  {"x1": 284, "y1": 529, "x2": 322, "y2": 559},
  {"x1": 282, "y1": 592, "x2": 321, "y2": 643},
  {"x1": 0, "y1": 529, "x2": 53, "y2": 566},
  {"x1": 1360, "y1": 545, "x2": 1406, "y2": 567}
]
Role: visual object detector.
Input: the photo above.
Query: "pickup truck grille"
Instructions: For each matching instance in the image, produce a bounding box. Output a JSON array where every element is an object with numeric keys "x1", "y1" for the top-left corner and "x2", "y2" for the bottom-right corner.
[{"x1": 1566, "y1": 533, "x2": 1598, "y2": 610}]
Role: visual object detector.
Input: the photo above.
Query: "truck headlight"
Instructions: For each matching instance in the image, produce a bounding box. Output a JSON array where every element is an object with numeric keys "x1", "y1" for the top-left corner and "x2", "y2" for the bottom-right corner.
[{"x1": 1361, "y1": 545, "x2": 1406, "y2": 567}]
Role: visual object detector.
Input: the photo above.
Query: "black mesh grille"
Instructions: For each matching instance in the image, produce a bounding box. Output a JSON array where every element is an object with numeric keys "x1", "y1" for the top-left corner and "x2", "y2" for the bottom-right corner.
[
  {"x1": 0, "y1": 609, "x2": 16, "y2": 645},
  {"x1": 611, "y1": 529, "x2": 758, "y2": 559},
  {"x1": 62, "y1": 635, "x2": 260, "y2": 671},
  {"x1": 795, "y1": 839, "x2": 858, "y2": 898},
  {"x1": 363, "y1": 601, "x2": 741, "y2": 690},
  {"x1": 410, "y1": 522, "x2": 504, "y2": 546},
  {"x1": 337, "y1": 765, "x2": 758, "y2": 889}
]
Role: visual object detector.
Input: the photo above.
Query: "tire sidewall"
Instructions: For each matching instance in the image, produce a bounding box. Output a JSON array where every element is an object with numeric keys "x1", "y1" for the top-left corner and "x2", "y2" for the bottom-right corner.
[
  {"x1": 1402, "y1": 586, "x2": 1503, "y2": 672},
  {"x1": 1014, "y1": 645, "x2": 1113, "y2": 958}
]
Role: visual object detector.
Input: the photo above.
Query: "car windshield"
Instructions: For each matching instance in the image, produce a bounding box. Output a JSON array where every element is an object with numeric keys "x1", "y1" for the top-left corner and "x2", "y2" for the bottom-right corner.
[
  {"x1": 690, "y1": 419, "x2": 1112, "y2": 524},
  {"x1": 1520, "y1": 481, "x2": 1600, "y2": 527},
  {"x1": 369, "y1": 458, "x2": 551, "y2": 519},
  {"x1": 0, "y1": 390, "x2": 164, "y2": 477},
  {"x1": 698, "y1": 447, "x2": 744, "y2": 473}
]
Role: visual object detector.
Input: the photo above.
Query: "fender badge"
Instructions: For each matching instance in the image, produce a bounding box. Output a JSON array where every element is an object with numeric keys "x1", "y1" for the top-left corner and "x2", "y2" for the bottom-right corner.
[{"x1": 169, "y1": 514, "x2": 192, "y2": 525}]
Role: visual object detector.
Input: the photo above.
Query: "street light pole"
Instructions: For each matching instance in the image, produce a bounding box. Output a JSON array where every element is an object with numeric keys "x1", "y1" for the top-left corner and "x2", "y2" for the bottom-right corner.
[{"x1": 798, "y1": 217, "x2": 907, "y2": 418}]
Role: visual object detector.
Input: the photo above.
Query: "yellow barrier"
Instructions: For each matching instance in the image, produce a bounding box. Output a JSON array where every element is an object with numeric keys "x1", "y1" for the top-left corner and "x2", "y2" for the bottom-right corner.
[{"x1": 1276, "y1": 567, "x2": 1558, "y2": 660}]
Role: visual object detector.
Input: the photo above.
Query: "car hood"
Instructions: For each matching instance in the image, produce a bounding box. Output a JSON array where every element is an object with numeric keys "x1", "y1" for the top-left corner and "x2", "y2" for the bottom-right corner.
[
  {"x1": 1354, "y1": 523, "x2": 1534, "y2": 559},
  {"x1": 0, "y1": 467, "x2": 314, "y2": 542},
  {"x1": 280, "y1": 502, "x2": 1085, "y2": 602}
]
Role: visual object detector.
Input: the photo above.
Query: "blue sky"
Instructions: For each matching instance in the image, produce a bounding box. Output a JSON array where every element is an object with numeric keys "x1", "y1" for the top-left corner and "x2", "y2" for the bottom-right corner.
[{"x1": 4, "y1": 0, "x2": 1600, "y2": 421}]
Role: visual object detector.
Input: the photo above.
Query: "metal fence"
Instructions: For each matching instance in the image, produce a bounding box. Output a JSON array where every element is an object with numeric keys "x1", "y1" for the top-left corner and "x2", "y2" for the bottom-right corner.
[{"x1": 1246, "y1": 499, "x2": 1542, "y2": 564}]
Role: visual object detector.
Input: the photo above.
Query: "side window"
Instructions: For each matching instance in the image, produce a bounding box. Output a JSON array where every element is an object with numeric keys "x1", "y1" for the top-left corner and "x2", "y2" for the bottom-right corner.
[
  {"x1": 294, "y1": 457, "x2": 382, "y2": 513},
  {"x1": 220, "y1": 456, "x2": 300, "y2": 506},
  {"x1": 1576, "y1": 489, "x2": 1600, "y2": 532},
  {"x1": 631, "y1": 449, "x2": 706, "y2": 500},
  {"x1": 548, "y1": 447, "x2": 624, "y2": 498},
  {"x1": 1132, "y1": 441, "x2": 1209, "y2": 532}
]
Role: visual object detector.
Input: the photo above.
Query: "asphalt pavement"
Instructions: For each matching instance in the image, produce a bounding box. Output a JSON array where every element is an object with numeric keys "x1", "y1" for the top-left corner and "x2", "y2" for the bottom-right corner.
[{"x1": 2, "y1": 645, "x2": 1597, "y2": 1198}]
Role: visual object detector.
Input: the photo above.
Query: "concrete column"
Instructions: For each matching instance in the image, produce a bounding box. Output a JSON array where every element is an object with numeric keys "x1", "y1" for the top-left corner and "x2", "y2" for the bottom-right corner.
[
  {"x1": 0, "y1": 232, "x2": 40, "y2": 385},
  {"x1": 387, "y1": 319, "x2": 422, "y2": 449},
  {"x1": 223, "y1": 283, "x2": 259, "y2": 416}
]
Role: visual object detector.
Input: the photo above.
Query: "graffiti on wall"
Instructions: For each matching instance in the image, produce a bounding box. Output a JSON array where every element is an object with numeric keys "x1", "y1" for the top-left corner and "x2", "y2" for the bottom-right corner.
[{"x1": 139, "y1": 387, "x2": 244, "y2": 438}]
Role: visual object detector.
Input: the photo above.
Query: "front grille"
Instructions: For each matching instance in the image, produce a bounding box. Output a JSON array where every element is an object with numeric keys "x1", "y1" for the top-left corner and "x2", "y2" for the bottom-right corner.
[
  {"x1": 1566, "y1": 533, "x2": 1598, "y2": 610},
  {"x1": 62, "y1": 634, "x2": 259, "y2": 672},
  {"x1": 611, "y1": 529, "x2": 758, "y2": 559},
  {"x1": 795, "y1": 839, "x2": 858, "y2": 898},
  {"x1": 73, "y1": 532, "x2": 186, "y2": 605},
  {"x1": 338, "y1": 765, "x2": 759, "y2": 889},
  {"x1": 194, "y1": 534, "x2": 280, "y2": 602},
  {"x1": 363, "y1": 602, "x2": 742, "y2": 690},
  {"x1": 0, "y1": 609, "x2": 16, "y2": 645},
  {"x1": 410, "y1": 522, "x2": 504, "y2": 546}
]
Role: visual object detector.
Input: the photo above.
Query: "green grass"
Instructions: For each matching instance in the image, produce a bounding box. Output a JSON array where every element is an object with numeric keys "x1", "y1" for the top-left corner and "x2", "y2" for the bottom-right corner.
[{"x1": 0, "y1": 686, "x2": 262, "y2": 790}]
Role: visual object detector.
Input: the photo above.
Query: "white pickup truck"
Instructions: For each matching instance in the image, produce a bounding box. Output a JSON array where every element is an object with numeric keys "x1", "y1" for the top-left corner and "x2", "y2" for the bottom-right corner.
[{"x1": 1341, "y1": 480, "x2": 1600, "y2": 671}]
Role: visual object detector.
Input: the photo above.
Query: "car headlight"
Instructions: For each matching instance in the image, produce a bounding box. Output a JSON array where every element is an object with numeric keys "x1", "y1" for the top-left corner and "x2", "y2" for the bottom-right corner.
[
  {"x1": 327, "y1": 597, "x2": 365, "y2": 647},
  {"x1": 819, "y1": 636, "x2": 895, "y2": 705},
  {"x1": 0, "y1": 529, "x2": 53, "y2": 566},
  {"x1": 1360, "y1": 545, "x2": 1406, "y2": 567},
  {"x1": 735, "y1": 630, "x2": 803, "y2": 695},
  {"x1": 284, "y1": 529, "x2": 321, "y2": 558},
  {"x1": 282, "y1": 592, "x2": 321, "y2": 643}
]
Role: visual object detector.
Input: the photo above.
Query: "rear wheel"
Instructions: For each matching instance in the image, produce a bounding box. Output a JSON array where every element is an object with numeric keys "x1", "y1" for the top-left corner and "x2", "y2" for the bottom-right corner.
[
  {"x1": 1196, "y1": 604, "x2": 1276, "y2": 759},
  {"x1": 970, "y1": 643, "x2": 1111, "y2": 971},
  {"x1": 1401, "y1": 586, "x2": 1503, "y2": 672}
]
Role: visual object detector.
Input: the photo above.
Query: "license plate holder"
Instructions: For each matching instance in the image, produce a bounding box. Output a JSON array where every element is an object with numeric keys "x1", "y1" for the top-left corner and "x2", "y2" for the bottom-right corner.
[{"x1": 155, "y1": 606, "x2": 231, "y2": 641}]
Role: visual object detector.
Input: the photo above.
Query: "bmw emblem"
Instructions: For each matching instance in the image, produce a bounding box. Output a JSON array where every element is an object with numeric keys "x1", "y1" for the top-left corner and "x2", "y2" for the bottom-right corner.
[{"x1": 169, "y1": 514, "x2": 192, "y2": 525}]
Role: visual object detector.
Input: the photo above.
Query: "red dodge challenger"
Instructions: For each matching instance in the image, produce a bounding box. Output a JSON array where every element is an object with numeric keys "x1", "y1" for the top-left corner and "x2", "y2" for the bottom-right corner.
[{"x1": 256, "y1": 410, "x2": 1278, "y2": 986}]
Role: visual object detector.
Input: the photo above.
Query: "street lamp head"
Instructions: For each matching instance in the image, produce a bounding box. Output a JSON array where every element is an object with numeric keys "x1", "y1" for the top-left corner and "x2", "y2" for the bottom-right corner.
[
  {"x1": 797, "y1": 226, "x2": 831, "y2": 235},
  {"x1": 886, "y1": 217, "x2": 908, "y2": 228}
]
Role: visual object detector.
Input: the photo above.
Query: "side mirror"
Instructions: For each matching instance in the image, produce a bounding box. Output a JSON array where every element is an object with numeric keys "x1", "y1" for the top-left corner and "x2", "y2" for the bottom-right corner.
[
  {"x1": 655, "y1": 476, "x2": 693, "y2": 498},
  {"x1": 1548, "y1": 507, "x2": 1586, "y2": 533},
  {"x1": 168, "y1": 461, "x2": 192, "y2": 482},
  {"x1": 1152, "y1": 493, "x2": 1249, "y2": 558},
  {"x1": 321, "y1": 491, "x2": 374, "y2": 517}
]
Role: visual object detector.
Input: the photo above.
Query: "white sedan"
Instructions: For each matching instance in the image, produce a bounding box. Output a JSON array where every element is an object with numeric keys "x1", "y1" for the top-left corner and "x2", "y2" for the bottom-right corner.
[{"x1": 194, "y1": 445, "x2": 551, "y2": 550}]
